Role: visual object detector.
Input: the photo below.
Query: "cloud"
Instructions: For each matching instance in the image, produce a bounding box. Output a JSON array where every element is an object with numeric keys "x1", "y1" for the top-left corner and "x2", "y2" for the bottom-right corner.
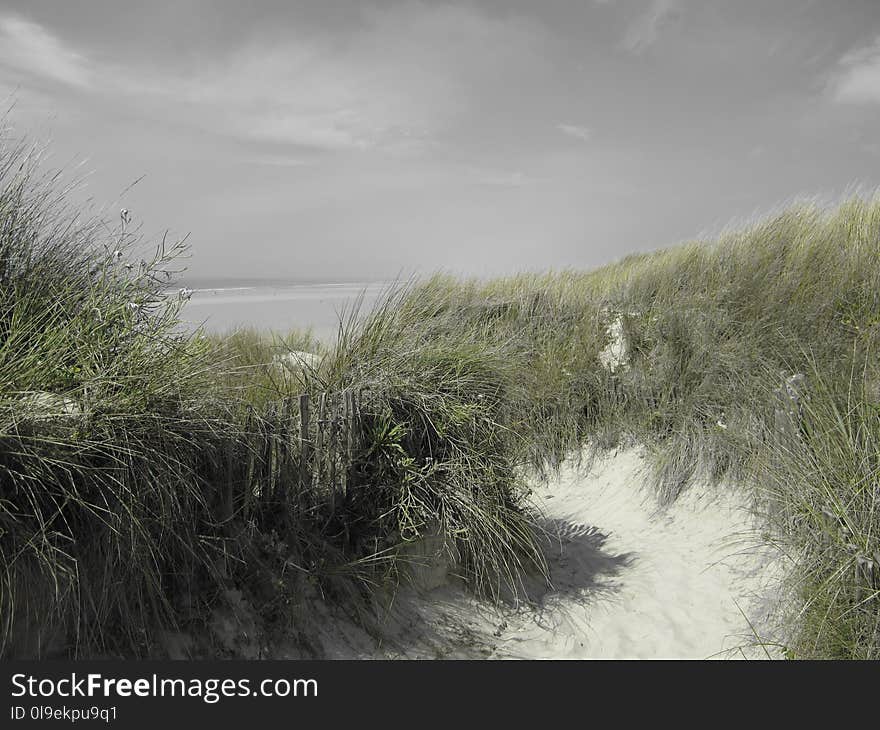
[
  {"x1": 202, "y1": 5, "x2": 546, "y2": 152},
  {"x1": 238, "y1": 155, "x2": 313, "y2": 168},
  {"x1": 0, "y1": 5, "x2": 546, "y2": 154},
  {"x1": 0, "y1": 15, "x2": 91, "y2": 87},
  {"x1": 470, "y1": 168, "x2": 537, "y2": 187},
  {"x1": 557, "y1": 123, "x2": 591, "y2": 142},
  {"x1": 621, "y1": 0, "x2": 684, "y2": 55},
  {"x1": 829, "y1": 36, "x2": 880, "y2": 104}
]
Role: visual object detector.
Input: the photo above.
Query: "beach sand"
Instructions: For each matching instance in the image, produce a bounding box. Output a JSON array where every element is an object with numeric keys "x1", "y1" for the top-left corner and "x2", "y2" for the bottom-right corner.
[{"x1": 291, "y1": 447, "x2": 791, "y2": 660}]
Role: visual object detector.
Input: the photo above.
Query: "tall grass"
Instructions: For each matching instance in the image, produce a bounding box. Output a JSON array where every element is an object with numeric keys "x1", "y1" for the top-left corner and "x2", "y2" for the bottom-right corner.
[
  {"x1": 4, "y1": 123, "x2": 879, "y2": 658},
  {"x1": 356, "y1": 199, "x2": 879, "y2": 657},
  {"x1": 757, "y1": 355, "x2": 880, "y2": 658},
  {"x1": 0, "y1": 133, "x2": 228, "y2": 657},
  {"x1": 0, "y1": 133, "x2": 549, "y2": 657}
]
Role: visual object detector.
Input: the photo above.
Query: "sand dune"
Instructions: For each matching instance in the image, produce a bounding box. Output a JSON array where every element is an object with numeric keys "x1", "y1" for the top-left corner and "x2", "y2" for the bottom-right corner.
[
  {"x1": 486, "y1": 449, "x2": 790, "y2": 659},
  {"x1": 293, "y1": 448, "x2": 792, "y2": 660}
]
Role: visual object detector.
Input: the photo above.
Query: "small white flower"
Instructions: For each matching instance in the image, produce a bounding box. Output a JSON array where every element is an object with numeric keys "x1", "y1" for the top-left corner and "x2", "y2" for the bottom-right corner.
[{"x1": 112, "y1": 250, "x2": 123, "y2": 260}]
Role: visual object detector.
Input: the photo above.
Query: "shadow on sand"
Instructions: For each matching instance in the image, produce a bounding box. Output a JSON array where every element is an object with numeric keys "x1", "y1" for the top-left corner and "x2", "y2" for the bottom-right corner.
[
  {"x1": 518, "y1": 518, "x2": 634, "y2": 605},
  {"x1": 282, "y1": 517, "x2": 636, "y2": 659}
]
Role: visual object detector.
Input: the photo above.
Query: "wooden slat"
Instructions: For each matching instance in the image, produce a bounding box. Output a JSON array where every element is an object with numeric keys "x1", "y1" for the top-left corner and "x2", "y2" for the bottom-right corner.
[
  {"x1": 266, "y1": 401, "x2": 277, "y2": 501},
  {"x1": 345, "y1": 389, "x2": 359, "y2": 499},
  {"x1": 243, "y1": 407, "x2": 255, "y2": 520},
  {"x1": 278, "y1": 396, "x2": 292, "y2": 501},
  {"x1": 329, "y1": 401, "x2": 337, "y2": 504},
  {"x1": 299, "y1": 393, "x2": 311, "y2": 497},
  {"x1": 317, "y1": 393, "x2": 326, "y2": 486}
]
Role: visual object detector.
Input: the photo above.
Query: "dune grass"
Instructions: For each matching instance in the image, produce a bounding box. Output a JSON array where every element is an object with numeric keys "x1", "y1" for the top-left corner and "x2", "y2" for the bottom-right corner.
[
  {"x1": 2, "y1": 126, "x2": 878, "y2": 658},
  {"x1": 757, "y1": 357, "x2": 880, "y2": 658},
  {"x1": 362, "y1": 199, "x2": 880, "y2": 658},
  {"x1": 0, "y1": 134, "x2": 229, "y2": 658},
  {"x1": 0, "y1": 134, "x2": 550, "y2": 657}
]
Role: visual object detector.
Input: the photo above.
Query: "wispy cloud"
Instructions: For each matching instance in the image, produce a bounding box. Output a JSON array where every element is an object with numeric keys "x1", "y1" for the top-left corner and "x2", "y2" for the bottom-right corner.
[
  {"x1": 197, "y1": 5, "x2": 546, "y2": 152},
  {"x1": 828, "y1": 36, "x2": 880, "y2": 104},
  {"x1": 0, "y1": 6, "x2": 547, "y2": 154},
  {"x1": 238, "y1": 155, "x2": 313, "y2": 168},
  {"x1": 557, "y1": 123, "x2": 591, "y2": 142},
  {"x1": 470, "y1": 168, "x2": 538, "y2": 187},
  {"x1": 621, "y1": 0, "x2": 684, "y2": 55},
  {"x1": 0, "y1": 15, "x2": 91, "y2": 88}
]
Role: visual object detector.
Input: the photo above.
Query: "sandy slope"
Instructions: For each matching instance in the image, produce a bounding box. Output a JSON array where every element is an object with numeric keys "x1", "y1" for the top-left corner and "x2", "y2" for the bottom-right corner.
[
  {"x1": 487, "y1": 448, "x2": 789, "y2": 659},
  {"x1": 287, "y1": 448, "x2": 792, "y2": 660}
]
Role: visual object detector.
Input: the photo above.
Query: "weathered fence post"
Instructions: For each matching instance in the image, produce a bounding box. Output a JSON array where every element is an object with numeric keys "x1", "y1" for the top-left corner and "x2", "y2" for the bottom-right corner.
[
  {"x1": 277, "y1": 396, "x2": 292, "y2": 509},
  {"x1": 344, "y1": 390, "x2": 354, "y2": 499},
  {"x1": 299, "y1": 393, "x2": 311, "y2": 498},
  {"x1": 265, "y1": 401, "x2": 278, "y2": 500},
  {"x1": 243, "y1": 406, "x2": 256, "y2": 521},
  {"x1": 328, "y1": 395, "x2": 337, "y2": 501},
  {"x1": 317, "y1": 392, "x2": 327, "y2": 511}
]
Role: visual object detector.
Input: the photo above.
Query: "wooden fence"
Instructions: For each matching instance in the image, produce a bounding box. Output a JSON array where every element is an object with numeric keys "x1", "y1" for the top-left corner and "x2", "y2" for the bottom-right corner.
[{"x1": 224, "y1": 389, "x2": 365, "y2": 525}]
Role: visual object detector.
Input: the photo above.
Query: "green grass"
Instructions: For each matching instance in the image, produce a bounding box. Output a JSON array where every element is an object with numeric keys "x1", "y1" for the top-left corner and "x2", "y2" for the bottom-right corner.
[
  {"x1": 2, "y1": 126, "x2": 879, "y2": 658},
  {"x1": 359, "y1": 199, "x2": 879, "y2": 658},
  {"x1": 757, "y1": 357, "x2": 880, "y2": 658},
  {"x1": 0, "y1": 134, "x2": 549, "y2": 657},
  {"x1": 0, "y1": 134, "x2": 228, "y2": 658}
]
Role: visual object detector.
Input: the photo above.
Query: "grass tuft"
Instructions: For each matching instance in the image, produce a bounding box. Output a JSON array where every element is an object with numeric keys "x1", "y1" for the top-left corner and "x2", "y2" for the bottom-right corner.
[{"x1": 3, "y1": 124, "x2": 879, "y2": 658}]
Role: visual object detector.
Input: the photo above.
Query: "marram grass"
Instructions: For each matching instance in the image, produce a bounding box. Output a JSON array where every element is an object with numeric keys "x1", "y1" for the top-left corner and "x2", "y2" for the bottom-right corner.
[{"x1": 2, "y1": 127, "x2": 879, "y2": 658}]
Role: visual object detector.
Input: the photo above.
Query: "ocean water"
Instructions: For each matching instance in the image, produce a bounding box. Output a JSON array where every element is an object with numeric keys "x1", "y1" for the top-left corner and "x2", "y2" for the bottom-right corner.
[{"x1": 177, "y1": 279, "x2": 389, "y2": 342}]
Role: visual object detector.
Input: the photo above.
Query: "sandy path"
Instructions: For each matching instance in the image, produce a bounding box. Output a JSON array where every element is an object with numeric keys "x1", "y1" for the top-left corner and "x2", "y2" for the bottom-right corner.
[
  {"x1": 484, "y1": 448, "x2": 789, "y2": 659},
  {"x1": 289, "y1": 448, "x2": 791, "y2": 660}
]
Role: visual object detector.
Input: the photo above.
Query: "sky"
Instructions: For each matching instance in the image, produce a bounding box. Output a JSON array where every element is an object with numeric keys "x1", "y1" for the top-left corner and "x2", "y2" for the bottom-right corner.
[{"x1": 2, "y1": 0, "x2": 880, "y2": 281}]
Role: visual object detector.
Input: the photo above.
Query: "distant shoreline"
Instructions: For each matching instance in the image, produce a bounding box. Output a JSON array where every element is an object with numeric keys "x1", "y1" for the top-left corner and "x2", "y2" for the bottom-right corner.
[
  {"x1": 175, "y1": 276, "x2": 395, "y2": 291},
  {"x1": 176, "y1": 280, "x2": 389, "y2": 337}
]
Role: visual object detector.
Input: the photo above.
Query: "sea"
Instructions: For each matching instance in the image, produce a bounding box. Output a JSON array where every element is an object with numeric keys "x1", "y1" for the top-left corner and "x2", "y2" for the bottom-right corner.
[{"x1": 175, "y1": 277, "x2": 391, "y2": 343}]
